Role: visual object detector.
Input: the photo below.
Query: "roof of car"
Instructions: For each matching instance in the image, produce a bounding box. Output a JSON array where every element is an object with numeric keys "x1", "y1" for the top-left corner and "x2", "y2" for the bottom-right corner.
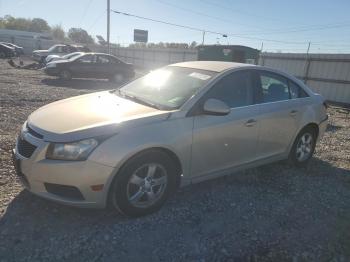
[{"x1": 171, "y1": 61, "x2": 258, "y2": 72}]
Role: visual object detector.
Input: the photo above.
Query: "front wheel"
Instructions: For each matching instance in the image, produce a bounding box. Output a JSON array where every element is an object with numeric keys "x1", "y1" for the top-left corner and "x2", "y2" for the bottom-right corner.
[
  {"x1": 289, "y1": 127, "x2": 317, "y2": 167},
  {"x1": 109, "y1": 151, "x2": 177, "y2": 217}
]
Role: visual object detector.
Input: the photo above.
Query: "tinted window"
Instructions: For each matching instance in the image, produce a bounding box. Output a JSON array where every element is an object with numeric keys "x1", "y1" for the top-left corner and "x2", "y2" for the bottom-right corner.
[
  {"x1": 56, "y1": 46, "x2": 64, "y2": 53},
  {"x1": 77, "y1": 54, "x2": 94, "y2": 63},
  {"x1": 289, "y1": 81, "x2": 309, "y2": 99},
  {"x1": 259, "y1": 72, "x2": 289, "y2": 103},
  {"x1": 207, "y1": 71, "x2": 253, "y2": 108},
  {"x1": 97, "y1": 55, "x2": 110, "y2": 64},
  {"x1": 109, "y1": 56, "x2": 121, "y2": 64}
]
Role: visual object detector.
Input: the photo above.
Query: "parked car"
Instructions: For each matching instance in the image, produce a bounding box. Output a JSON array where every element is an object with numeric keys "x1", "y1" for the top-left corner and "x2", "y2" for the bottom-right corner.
[
  {"x1": 13, "y1": 61, "x2": 328, "y2": 217},
  {"x1": 45, "y1": 51, "x2": 85, "y2": 64},
  {"x1": 44, "y1": 52, "x2": 135, "y2": 82},
  {"x1": 0, "y1": 43, "x2": 16, "y2": 58},
  {"x1": 32, "y1": 44, "x2": 90, "y2": 63},
  {"x1": 0, "y1": 42, "x2": 24, "y2": 55}
]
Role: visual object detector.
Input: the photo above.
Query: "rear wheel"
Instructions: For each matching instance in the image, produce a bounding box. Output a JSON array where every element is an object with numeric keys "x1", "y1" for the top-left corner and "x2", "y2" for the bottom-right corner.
[
  {"x1": 109, "y1": 150, "x2": 177, "y2": 217},
  {"x1": 59, "y1": 70, "x2": 72, "y2": 80},
  {"x1": 289, "y1": 127, "x2": 317, "y2": 167}
]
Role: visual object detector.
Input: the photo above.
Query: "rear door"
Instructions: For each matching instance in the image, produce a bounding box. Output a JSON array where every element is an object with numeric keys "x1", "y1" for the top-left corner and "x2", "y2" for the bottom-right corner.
[
  {"x1": 254, "y1": 70, "x2": 301, "y2": 159},
  {"x1": 191, "y1": 70, "x2": 260, "y2": 178}
]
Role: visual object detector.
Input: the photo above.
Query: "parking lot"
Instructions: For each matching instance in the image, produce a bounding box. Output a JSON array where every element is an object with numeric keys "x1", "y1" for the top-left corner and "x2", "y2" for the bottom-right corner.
[{"x1": 0, "y1": 58, "x2": 350, "y2": 261}]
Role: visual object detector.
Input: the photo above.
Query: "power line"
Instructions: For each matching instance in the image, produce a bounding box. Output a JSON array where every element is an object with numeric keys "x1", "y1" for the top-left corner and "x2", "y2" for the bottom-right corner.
[
  {"x1": 199, "y1": 0, "x2": 291, "y2": 23},
  {"x1": 111, "y1": 9, "x2": 309, "y2": 45},
  {"x1": 80, "y1": 0, "x2": 94, "y2": 26},
  {"x1": 236, "y1": 22, "x2": 350, "y2": 36},
  {"x1": 87, "y1": 9, "x2": 105, "y2": 31},
  {"x1": 111, "y1": 9, "x2": 227, "y2": 37},
  {"x1": 155, "y1": 0, "x2": 268, "y2": 30},
  {"x1": 199, "y1": 0, "x2": 350, "y2": 36}
]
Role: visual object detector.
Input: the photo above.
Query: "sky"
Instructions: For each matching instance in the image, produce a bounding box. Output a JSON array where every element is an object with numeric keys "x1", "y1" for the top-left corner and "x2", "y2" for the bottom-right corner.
[{"x1": 1, "y1": 0, "x2": 350, "y2": 53}]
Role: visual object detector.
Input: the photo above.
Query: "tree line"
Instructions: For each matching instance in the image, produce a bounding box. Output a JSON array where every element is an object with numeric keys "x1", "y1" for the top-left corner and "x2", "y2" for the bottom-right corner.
[
  {"x1": 0, "y1": 15, "x2": 95, "y2": 44},
  {"x1": 0, "y1": 15, "x2": 198, "y2": 48}
]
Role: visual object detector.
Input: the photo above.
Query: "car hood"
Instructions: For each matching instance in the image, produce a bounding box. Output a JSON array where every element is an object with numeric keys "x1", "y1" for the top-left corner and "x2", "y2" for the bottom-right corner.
[{"x1": 27, "y1": 91, "x2": 170, "y2": 142}]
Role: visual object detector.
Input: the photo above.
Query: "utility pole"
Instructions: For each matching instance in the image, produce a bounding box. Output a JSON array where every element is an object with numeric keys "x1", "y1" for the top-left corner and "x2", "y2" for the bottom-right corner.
[
  {"x1": 260, "y1": 42, "x2": 264, "y2": 52},
  {"x1": 306, "y1": 42, "x2": 311, "y2": 55},
  {"x1": 304, "y1": 42, "x2": 311, "y2": 84},
  {"x1": 202, "y1": 31, "x2": 206, "y2": 45},
  {"x1": 107, "y1": 0, "x2": 110, "y2": 54}
]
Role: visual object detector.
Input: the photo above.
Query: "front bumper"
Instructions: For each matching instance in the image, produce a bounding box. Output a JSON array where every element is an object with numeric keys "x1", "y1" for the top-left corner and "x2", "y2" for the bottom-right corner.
[{"x1": 12, "y1": 128, "x2": 115, "y2": 208}]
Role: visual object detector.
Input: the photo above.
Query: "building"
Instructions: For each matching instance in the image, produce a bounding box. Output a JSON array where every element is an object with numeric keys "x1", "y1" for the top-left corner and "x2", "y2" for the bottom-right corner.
[{"x1": 197, "y1": 45, "x2": 260, "y2": 64}]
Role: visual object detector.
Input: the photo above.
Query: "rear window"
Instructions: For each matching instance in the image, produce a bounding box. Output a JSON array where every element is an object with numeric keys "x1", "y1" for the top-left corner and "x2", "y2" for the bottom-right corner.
[{"x1": 289, "y1": 81, "x2": 309, "y2": 99}]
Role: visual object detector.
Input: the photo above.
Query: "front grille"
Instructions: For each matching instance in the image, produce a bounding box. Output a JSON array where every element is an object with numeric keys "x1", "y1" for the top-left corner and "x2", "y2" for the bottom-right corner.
[
  {"x1": 44, "y1": 183, "x2": 85, "y2": 200},
  {"x1": 17, "y1": 137, "x2": 37, "y2": 158},
  {"x1": 26, "y1": 123, "x2": 43, "y2": 139}
]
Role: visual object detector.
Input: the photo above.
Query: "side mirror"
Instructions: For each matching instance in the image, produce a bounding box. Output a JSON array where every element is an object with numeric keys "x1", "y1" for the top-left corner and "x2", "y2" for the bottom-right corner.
[{"x1": 203, "y1": 98, "x2": 230, "y2": 116}]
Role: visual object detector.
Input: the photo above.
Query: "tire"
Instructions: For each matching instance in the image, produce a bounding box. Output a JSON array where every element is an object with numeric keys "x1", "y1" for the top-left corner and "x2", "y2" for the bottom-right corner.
[
  {"x1": 288, "y1": 127, "x2": 317, "y2": 167},
  {"x1": 109, "y1": 73, "x2": 125, "y2": 84},
  {"x1": 109, "y1": 150, "x2": 178, "y2": 217},
  {"x1": 59, "y1": 70, "x2": 72, "y2": 80}
]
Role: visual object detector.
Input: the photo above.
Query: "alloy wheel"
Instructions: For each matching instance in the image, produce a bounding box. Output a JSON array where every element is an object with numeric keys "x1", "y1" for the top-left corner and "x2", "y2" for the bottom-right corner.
[
  {"x1": 296, "y1": 132, "x2": 314, "y2": 162},
  {"x1": 126, "y1": 163, "x2": 168, "y2": 208}
]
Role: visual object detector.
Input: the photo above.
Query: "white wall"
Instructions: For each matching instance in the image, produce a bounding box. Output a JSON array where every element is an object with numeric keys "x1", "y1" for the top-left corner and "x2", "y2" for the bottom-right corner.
[{"x1": 89, "y1": 45, "x2": 198, "y2": 69}]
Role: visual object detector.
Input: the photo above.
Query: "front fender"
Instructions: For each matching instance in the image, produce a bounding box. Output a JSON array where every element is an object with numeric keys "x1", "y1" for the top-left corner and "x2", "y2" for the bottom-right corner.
[{"x1": 89, "y1": 116, "x2": 194, "y2": 191}]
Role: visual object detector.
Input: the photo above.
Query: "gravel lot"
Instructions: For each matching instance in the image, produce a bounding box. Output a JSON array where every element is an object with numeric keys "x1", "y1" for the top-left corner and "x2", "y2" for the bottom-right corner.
[{"x1": 0, "y1": 58, "x2": 350, "y2": 262}]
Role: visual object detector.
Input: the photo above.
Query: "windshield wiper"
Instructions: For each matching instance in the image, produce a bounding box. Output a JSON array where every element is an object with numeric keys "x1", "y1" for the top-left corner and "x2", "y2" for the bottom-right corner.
[{"x1": 115, "y1": 89, "x2": 162, "y2": 110}]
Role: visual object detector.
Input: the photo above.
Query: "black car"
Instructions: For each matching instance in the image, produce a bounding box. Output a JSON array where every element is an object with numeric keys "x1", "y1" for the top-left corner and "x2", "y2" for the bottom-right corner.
[
  {"x1": 44, "y1": 53, "x2": 135, "y2": 82},
  {"x1": 0, "y1": 42, "x2": 24, "y2": 55},
  {"x1": 0, "y1": 44, "x2": 16, "y2": 58}
]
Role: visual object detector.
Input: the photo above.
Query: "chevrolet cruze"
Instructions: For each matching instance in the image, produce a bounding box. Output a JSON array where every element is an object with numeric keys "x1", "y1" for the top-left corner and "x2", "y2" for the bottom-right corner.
[{"x1": 12, "y1": 61, "x2": 328, "y2": 217}]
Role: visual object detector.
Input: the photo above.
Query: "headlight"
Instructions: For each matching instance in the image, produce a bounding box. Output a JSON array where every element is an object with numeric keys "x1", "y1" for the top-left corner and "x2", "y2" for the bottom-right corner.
[
  {"x1": 46, "y1": 138, "x2": 98, "y2": 161},
  {"x1": 46, "y1": 63, "x2": 56, "y2": 68}
]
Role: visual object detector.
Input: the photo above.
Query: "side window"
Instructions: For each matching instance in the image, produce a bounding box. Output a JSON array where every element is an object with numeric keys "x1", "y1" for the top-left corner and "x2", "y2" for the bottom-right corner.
[
  {"x1": 77, "y1": 55, "x2": 94, "y2": 63},
  {"x1": 97, "y1": 55, "x2": 110, "y2": 64},
  {"x1": 109, "y1": 57, "x2": 121, "y2": 64},
  {"x1": 56, "y1": 46, "x2": 64, "y2": 53},
  {"x1": 259, "y1": 72, "x2": 289, "y2": 103},
  {"x1": 207, "y1": 71, "x2": 253, "y2": 108},
  {"x1": 68, "y1": 46, "x2": 76, "y2": 53},
  {"x1": 289, "y1": 81, "x2": 309, "y2": 99}
]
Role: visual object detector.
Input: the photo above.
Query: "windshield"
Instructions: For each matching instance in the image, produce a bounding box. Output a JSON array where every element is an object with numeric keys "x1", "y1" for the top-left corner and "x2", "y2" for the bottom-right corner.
[
  {"x1": 115, "y1": 66, "x2": 216, "y2": 110},
  {"x1": 47, "y1": 45, "x2": 61, "y2": 52}
]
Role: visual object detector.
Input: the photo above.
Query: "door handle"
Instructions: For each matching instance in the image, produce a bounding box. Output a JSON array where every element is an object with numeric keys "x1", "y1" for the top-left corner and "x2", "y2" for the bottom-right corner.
[
  {"x1": 245, "y1": 119, "x2": 257, "y2": 127},
  {"x1": 290, "y1": 110, "x2": 298, "y2": 116}
]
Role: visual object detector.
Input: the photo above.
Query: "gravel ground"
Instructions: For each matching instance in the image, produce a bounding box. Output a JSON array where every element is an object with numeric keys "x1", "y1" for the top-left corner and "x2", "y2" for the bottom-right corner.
[{"x1": 0, "y1": 58, "x2": 350, "y2": 262}]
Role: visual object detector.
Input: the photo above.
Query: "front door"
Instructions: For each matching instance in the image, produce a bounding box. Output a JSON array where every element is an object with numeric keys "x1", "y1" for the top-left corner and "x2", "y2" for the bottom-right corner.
[
  {"x1": 191, "y1": 70, "x2": 260, "y2": 178},
  {"x1": 254, "y1": 70, "x2": 301, "y2": 159}
]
